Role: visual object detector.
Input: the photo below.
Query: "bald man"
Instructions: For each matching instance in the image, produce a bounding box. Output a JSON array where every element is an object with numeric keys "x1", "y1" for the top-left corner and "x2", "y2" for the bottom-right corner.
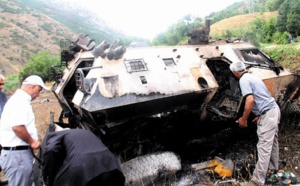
[{"x1": 0, "y1": 75, "x2": 48, "y2": 186}]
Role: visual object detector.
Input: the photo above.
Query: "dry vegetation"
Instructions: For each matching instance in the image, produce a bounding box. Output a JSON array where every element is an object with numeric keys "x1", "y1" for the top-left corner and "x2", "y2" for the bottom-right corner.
[
  {"x1": 280, "y1": 51, "x2": 300, "y2": 72},
  {"x1": 0, "y1": 1, "x2": 76, "y2": 76},
  {"x1": 210, "y1": 11, "x2": 279, "y2": 36}
]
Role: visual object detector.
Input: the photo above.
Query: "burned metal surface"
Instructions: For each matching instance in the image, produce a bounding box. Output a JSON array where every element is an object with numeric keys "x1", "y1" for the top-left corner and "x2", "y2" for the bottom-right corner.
[
  {"x1": 187, "y1": 19, "x2": 211, "y2": 45},
  {"x1": 51, "y1": 33, "x2": 300, "y2": 166}
]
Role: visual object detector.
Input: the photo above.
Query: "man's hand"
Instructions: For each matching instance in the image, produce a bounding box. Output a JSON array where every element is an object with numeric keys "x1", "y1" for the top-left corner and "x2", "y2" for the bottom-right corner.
[
  {"x1": 236, "y1": 95, "x2": 254, "y2": 128},
  {"x1": 236, "y1": 117, "x2": 248, "y2": 128},
  {"x1": 30, "y1": 140, "x2": 41, "y2": 150},
  {"x1": 12, "y1": 125, "x2": 40, "y2": 149},
  {"x1": 252, "y1": 117, "x2": 259, "y2": 123}
]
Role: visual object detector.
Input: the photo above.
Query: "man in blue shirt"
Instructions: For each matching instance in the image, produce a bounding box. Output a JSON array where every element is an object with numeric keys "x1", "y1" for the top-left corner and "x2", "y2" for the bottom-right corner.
[{"x1": 230, "y1": 61, "x2": 281, "y2": 186}]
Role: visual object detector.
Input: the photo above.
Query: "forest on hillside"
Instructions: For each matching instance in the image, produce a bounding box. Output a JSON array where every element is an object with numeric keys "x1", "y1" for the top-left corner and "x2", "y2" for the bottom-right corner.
[{"x1": 152, "y1": 0, "x2": 300, "y2": 46}]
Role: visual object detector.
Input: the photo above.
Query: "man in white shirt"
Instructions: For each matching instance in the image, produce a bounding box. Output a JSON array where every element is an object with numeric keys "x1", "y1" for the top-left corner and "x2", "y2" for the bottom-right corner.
[{"x1": 0, "y1": 75, "x2": 48, "y2": 186}]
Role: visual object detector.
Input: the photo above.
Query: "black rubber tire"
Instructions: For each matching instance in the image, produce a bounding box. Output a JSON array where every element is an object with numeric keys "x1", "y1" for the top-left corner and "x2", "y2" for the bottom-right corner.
[{"x1": 280, "y1": 101, "x2": 300, "y2": 132}]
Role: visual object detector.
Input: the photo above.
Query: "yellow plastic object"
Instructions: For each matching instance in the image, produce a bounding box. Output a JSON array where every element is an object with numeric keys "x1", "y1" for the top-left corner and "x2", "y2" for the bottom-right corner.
[
  {"x1": 213, "y1": 159, "x2": 234, "y2": 178},
  {"x1": 191, "y1": 157, "x2": 234, "y2": 178}
]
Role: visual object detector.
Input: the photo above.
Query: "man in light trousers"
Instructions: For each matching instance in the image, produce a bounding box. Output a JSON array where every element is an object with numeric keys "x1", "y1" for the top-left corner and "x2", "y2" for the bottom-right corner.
[
  {"x1": 0, "y1": 75, "x2": 48, "y2": 186},
  {"x1": 229, "y1": 61, "x2": 280, "y2": 186}
]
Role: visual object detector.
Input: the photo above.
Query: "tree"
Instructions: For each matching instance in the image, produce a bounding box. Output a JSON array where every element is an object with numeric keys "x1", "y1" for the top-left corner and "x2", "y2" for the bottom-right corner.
[
  {"x1": 265, "y1": 0, "x2": 285, "y2": 11},
  {"x1": 286, "y1": 0, "x2": 300, "y2": 35},
  {"x1": 276, "y1": 0, "x2": 300, "y2": 35},
  {"x1": 20, "y1": 50, "x2": 60, "y2": 82},
  {"x1": 262, "y1": 17, "x2": 277, "y2": 42},
  {"x1": 151, "y1": 14, "x2": 205, "y2": 46},
  {"x1": 276, "y1": 0, "x2": 290, "y2": 32}
]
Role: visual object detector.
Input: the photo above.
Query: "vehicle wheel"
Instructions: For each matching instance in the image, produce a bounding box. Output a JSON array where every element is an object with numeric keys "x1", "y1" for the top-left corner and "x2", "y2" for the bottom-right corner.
[
  {"x1": 120, "y1": 151, "x2": 181, "y2": 186},
  {"x1": 280, "y1": 101, "x2": 300, "y2": 132}
]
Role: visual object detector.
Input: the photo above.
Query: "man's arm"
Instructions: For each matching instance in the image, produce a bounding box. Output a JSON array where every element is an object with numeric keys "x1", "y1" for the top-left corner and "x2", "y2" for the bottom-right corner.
[
  {"x1": 12, "y1": 125, "x2": 40, "y2": 149},
  {"x1": 238, "y1": 95, "x2": 254, "y2": 127}
]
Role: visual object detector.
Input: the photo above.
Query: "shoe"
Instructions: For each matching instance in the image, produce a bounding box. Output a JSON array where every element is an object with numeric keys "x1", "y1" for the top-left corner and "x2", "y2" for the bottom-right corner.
[{"x1": 265, "y1": 174, "x2": 279, "y2": 184}]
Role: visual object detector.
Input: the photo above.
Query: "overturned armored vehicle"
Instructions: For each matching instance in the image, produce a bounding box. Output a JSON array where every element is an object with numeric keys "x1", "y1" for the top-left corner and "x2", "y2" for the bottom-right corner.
[
  {"x1": 46, "y1": 31, "x2": 300, "y2": 184},
  {"x1": 52, "y1": 33, "x2": 300, "y2": 155}
]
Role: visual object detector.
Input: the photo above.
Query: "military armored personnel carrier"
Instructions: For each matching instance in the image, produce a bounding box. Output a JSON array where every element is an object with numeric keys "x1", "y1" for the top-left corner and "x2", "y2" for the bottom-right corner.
[{"x1": 35, "y1": 25, "x2": 300, "y2": 185}]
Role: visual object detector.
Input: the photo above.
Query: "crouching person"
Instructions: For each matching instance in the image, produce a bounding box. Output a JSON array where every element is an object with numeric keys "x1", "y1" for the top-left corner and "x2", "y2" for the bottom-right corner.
[{"x1": 42, "y1": 129, "x2": 125, "y2": 186}]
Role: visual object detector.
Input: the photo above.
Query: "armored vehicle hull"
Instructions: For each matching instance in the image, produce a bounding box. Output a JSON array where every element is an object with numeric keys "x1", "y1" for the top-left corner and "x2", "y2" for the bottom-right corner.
[{"x1": 50, "y1": 34, "x2": 300, "y2": 162}]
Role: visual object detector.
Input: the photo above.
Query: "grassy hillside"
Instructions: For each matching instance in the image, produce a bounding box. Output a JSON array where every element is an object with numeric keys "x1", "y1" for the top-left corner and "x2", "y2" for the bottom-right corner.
[
  {"x1": 210, "y1": 11, "x2": 300, "y2": 73},
  {"x1": 210, "y1": 11, "x2": 278, "y2": 36}
]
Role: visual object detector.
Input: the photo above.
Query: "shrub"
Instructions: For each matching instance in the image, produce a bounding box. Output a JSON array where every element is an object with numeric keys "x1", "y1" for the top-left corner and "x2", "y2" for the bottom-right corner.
[
  {"x1": 272, "y1": 31, "x2": 289, "y2": 44},
  {"x1": 19, "y1": 50, "x2": 60, "y2": 82},
  {"x1": 263, "y1": 45, "x2": 299, "y2": 62},
  {"x1": 3, "y1": 74, "x2": 20, "y2": 93}
]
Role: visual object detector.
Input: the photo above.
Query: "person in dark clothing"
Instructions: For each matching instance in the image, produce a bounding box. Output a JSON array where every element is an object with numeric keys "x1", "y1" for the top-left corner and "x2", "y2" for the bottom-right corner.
[
  {"x1": 0, "y1": 74, "x2": 7, "y2": 118},
  {"x1": 42, "y1": 129, "x2": 125, "y2": 186},
  {"x1": 288, "y1": 33, "x2": 293, "y2": 44},
  {"x1": 0, "y1": 74, "x2": 8, "y2": 185}
]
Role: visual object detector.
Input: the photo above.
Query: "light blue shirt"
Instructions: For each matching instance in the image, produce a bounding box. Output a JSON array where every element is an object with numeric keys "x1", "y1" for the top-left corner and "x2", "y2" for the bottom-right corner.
[{"x1": 239, "y1": 72, "x2": 276, "y2": 116}]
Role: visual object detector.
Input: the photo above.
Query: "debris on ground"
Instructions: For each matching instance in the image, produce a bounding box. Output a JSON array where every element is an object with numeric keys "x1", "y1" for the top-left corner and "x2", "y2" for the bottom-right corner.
[
  {"x1": 39, "y1": 98, "x2": 51, "y2": 103},
  {"x1": 265, "y1": 170, "x2": 298, "y2": 185},
  {"x1": 191, "y1": 157, "x2": 234, "y2": 178},
  {"x1": 22, "y1": 92, "x2": 300, "y2": 186}
]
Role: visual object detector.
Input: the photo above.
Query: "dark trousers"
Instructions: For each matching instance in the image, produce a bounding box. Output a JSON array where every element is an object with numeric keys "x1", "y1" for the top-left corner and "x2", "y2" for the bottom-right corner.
[
  {"x1": 0, "y1": 145, "x2": 2, "y2": 172},
  {"x1": 86, "y1": 169, "x2": 125, "y2": 186}
]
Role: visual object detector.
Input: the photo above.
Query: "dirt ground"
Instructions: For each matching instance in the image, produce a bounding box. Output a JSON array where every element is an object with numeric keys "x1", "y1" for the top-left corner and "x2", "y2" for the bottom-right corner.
[{"x1": 30, "y1": 89, "x2": 300, "y2": 185}]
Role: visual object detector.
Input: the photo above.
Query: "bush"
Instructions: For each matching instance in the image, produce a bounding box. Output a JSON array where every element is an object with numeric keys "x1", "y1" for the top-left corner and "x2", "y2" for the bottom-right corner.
[
  {"x1": 263, "y1": 45, "x2": 300, "y2": 62},
  {"x1": 3, "y1": 74, "x2": 20, "y2": 93},
  {"x1": 19, "y1": 50, "x2": 60, "y2": 82},
  {"x1": 272, "y1": 31, "x2": 289, "y2": 44}
]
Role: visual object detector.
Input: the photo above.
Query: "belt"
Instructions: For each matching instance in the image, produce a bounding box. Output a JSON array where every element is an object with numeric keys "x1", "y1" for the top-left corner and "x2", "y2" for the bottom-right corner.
[
  {"x1": 261, "y1": 108, "x2": 272, "y2": 116},
  {"x1": 2, "y1": 146, "x2": 31, "y2": 150}
]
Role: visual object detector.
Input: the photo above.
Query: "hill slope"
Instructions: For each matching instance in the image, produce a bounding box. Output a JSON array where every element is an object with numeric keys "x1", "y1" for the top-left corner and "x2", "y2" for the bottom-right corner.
[
  {"x1": 0, "y1": 1, "x2": 76, "y2": 75},
  {"x1": 0, "y1": 0, "x2": 127, "y2": 76},
  {"x1": 210, "y1": 11, "x2": 278, "y2": 36}
]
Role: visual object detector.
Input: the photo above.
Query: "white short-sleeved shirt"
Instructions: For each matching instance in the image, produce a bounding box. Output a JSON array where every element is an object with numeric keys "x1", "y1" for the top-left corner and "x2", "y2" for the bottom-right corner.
[
  {"x1": 0, "y1": 89, "x2": 38, "y2": 147},
  {"x1": 239, "y1": 72, "x2": 276, "y2": 116}
]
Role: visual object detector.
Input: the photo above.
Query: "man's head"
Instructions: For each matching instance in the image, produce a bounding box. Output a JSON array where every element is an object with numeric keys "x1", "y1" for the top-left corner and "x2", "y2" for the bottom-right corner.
[
  {"x1": 0, "y1": 74, "x2": 5, "y2": 91},
  {"x1": 21, "y1": 75, "x2": 48, "y2": 100},
  {"x1": 229, "y1": 61, "x2": 246, "y2": 78}
]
